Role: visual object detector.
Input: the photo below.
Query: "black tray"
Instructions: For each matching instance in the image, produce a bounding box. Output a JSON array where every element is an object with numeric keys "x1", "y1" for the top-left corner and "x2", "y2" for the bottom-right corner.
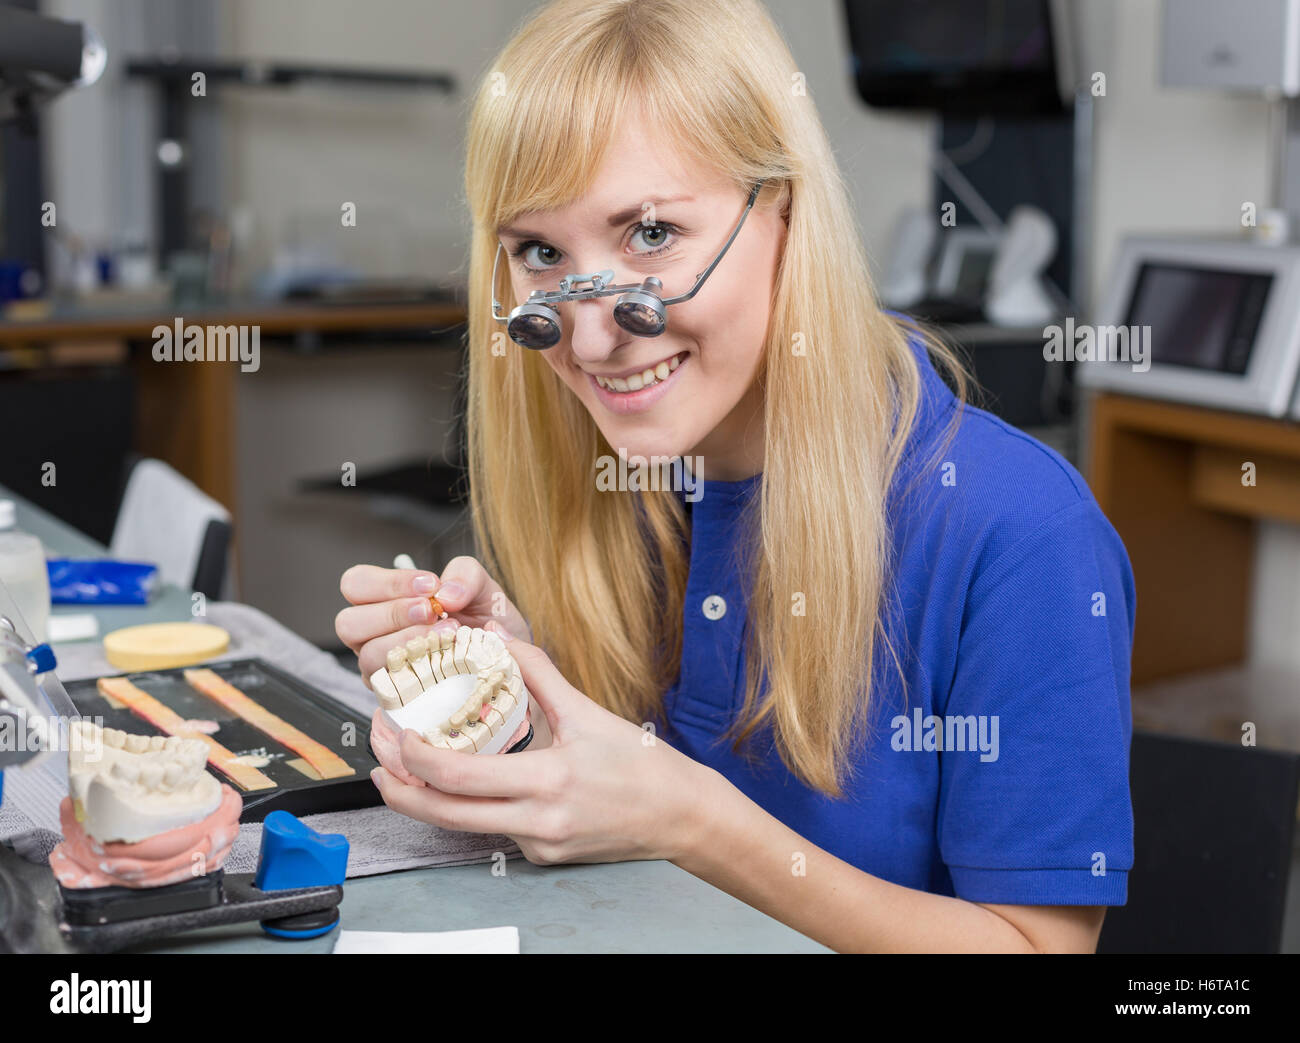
[{"x1": 63, "y1": 657, "x2": 381, "y2": 822}]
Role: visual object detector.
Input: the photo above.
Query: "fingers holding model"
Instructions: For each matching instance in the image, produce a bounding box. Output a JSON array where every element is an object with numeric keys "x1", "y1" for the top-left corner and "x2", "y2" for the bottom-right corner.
[
  {"x1": 336, "y1": 557, "x2": 532, "y2": 683},
  {"x1": 371, "y1": 621, "x2": 714, "y2": 866}
]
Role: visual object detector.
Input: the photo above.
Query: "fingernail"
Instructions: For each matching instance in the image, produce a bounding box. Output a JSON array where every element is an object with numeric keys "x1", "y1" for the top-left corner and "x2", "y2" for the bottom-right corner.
[
  {"x1": 413, "y1": 574, "x2": 438, "y2": 594},
  {"x1": 436, "y1": 581, "x2": 464, "y2": 603},
  {"x1": 408, "y1": 600, "x2": 432, "y2": 624},
  {"x1": 370, "y1": 767, "x2": 383, "y2": 786},
  {"x1": 491, "y1": 620, "x2": 515, "y2": 641}
]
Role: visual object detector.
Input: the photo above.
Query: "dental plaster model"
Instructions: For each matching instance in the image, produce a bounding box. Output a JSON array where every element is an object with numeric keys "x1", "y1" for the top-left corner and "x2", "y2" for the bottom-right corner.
[
  {"x1": 49, "y1": 720, "x2": 242, "y2": 889},
  {"x1": 368, "y1": 625, "x2": 530, "y2": 771}
]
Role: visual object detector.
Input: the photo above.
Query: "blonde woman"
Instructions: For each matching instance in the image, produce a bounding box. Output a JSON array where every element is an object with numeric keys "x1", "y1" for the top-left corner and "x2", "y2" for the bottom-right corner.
[{"x1": 335, "y1": 0, "x2": 1134, "y2": 953}]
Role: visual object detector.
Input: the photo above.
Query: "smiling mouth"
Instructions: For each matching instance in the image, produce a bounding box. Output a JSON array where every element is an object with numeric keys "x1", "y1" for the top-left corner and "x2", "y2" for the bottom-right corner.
[{"x1": 591, "y1": 351, "x2": 686, "y2": 393}]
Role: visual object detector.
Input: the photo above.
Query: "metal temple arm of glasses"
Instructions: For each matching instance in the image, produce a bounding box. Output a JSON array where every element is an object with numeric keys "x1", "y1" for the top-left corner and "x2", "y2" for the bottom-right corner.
[{"x1": 659, "y1": 178, "x2": 763, "y2": 306}]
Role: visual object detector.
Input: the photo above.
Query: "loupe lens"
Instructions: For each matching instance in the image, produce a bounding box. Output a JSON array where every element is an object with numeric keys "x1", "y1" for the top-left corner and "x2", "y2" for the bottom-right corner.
[
  {"x1": 613, "y1": 290, "x2": 667, "y2": 337},
  {"x1": 508, "y1": 305, "x2": 562, "y2": 349}
]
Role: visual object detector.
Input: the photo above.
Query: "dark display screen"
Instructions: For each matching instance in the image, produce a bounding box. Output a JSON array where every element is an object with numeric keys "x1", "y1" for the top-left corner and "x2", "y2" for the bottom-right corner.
[
  {"x1": 844, "y1": 0, "x2": 1064, "y2": 114},
  {"x1": 1125, "y1": 263, "x2": 1273, "y2": 375}
]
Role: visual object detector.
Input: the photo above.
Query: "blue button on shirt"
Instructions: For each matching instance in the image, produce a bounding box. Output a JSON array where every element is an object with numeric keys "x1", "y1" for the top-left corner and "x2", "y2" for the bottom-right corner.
[{"x1": 660, "y1": 337, "x2": 1135, "y2": 906}]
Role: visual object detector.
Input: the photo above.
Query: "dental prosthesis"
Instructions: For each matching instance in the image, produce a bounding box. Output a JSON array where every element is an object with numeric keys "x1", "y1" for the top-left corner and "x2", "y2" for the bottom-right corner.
[
  {"x1": 49, "y1": 719, "x2": 242, "y2": 889},
  {"x1": 368, "y1": 625, "x2": 531, "y2": 772}
]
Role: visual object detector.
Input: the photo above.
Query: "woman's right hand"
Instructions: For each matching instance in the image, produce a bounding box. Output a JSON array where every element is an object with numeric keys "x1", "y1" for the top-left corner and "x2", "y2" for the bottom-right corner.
[{"x1": 335, "y1": 555, "x2": 532, "y2": 683}]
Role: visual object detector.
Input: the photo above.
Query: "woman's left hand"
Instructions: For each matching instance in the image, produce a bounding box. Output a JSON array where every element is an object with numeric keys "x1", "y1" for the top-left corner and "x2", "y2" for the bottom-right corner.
[{"x1": 369, "y1": 622, "x2": 710, "y2": 866}]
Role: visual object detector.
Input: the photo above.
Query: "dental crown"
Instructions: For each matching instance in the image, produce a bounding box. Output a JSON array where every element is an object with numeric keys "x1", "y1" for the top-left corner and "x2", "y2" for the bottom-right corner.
[{"x1": 369, "y1": 625, "x2": 527, "y2": 754}]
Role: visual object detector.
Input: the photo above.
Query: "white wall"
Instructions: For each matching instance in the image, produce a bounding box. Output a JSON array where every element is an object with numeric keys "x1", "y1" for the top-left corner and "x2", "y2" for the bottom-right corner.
[
  {"x1": 210, "y1": 0, "x2": 933, "y2": 286},
  {"x1": 215, "y1": 0, "x2": 539, "y2": 288},
  {"x1": 1088, "y1": 0, "x2": 1272, "y2": 306}
]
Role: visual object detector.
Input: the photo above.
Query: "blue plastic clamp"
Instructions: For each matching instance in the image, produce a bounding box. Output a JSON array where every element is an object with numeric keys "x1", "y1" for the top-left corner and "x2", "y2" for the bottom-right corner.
[{"x1": 253, "y1": 809, "x2": 349, "y2": 892}]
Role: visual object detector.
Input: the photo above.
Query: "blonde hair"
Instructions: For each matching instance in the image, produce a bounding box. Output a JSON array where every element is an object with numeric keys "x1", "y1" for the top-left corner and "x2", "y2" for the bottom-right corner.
[{"x1": 463, "y1": 0, "x2": 969, "y2": 796}]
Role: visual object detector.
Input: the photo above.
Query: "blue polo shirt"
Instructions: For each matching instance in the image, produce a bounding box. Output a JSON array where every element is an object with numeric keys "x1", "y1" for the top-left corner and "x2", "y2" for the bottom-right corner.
[{"x1": 659, "y1": 336, "x2": 1135, "y2": 906}]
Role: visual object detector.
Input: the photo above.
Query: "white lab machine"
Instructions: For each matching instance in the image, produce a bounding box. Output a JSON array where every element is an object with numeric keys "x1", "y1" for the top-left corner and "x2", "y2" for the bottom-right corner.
[
  {"x1": 1162, "y1": 0, "x2": 1300, "y2": 96},
  {"x1": 1077, "y1": 235, "x2": 1300, "y2": 417}
]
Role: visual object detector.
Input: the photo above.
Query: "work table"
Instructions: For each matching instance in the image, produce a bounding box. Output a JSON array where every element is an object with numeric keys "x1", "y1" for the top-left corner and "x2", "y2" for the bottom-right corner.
[{"x1": 0, "y1": 483, "x2": 828, "y2": 953}]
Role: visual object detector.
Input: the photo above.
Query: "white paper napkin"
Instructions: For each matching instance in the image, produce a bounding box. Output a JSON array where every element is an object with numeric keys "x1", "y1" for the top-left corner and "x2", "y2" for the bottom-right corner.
[{"x1": 333, "y1": 926, "x2": 520, "y2": 954}]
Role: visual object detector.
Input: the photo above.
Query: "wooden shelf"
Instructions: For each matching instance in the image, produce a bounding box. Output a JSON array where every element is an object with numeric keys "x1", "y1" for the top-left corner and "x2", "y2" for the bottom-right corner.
[
  {"x1": 1086, "y1": 391, "x2": 1300, "y2": 685},
  {"x1": 0, "y1": 299, "x2": 468, "y2": 515}
]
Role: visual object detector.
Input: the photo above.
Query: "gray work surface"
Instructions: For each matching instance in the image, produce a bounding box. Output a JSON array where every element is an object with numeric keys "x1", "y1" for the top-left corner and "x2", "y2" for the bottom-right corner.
[
  {"x1": 128, "y1": 859, "x2": 827, "y2": 954},
  {"x1": 1, "y1": 484, "x2": 829, "y2": 953}
]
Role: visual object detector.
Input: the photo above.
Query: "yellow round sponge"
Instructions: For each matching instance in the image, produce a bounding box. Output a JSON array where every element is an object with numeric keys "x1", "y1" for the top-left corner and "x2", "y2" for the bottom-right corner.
[{"x1": 103, "y1": 622, "x2": 230, "y2": 672}]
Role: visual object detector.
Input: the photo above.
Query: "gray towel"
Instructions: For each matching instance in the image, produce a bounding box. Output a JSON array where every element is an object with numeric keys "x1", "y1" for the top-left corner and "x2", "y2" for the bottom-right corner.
[{"x1": 1, "y1": 600, "x2": 521, "y2": 875}]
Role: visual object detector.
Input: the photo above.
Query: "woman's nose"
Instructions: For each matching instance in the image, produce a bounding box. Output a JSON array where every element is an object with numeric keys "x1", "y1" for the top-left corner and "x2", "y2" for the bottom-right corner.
[
  {"x1": 563, "y1": 270, "x2": 634, "y2": 361},
  {"x1": 565, "y1": 298, "x2": 629, "y2": 362}
]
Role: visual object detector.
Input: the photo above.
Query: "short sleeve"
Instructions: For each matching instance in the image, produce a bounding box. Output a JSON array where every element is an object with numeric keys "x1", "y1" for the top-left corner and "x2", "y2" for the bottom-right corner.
[{"x1": 936, "y1": 497, "x2": 1135, "y2": 905}]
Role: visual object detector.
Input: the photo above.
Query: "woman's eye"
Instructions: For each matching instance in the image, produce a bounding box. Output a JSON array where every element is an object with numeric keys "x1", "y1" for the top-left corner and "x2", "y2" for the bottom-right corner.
[
  {"x1": 630, "y1": 223, "x2": 675, "y2": 253},
  {"x1": 517, "y1": 243, "x2": 562, "y2": 271},
  {"x1": 512, "y1": 222, "x2": 678, "y2": 274}
]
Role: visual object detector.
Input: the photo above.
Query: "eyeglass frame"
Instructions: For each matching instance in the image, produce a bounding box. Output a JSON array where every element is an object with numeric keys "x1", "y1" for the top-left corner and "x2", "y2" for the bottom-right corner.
[{"x1": 490, "y1": 179, "x2": 766, "y2": 345}]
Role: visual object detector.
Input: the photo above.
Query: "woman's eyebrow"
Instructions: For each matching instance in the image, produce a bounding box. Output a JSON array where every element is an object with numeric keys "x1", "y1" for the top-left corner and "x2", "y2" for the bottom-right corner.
[
  {"x1": 498, "y1": 194, "x2": 695, "y2": 239},
  {"x1": 602, "y1": 194, "x2": 694, "y2": 227}
]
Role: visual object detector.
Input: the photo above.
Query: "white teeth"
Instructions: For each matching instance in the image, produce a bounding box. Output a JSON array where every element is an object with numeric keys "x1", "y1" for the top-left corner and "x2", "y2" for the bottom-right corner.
[
  {"x1": 377, "y1": 625, "x2": 529, "y2": 755},
  {"x1": 178, "y1": 742, "x2": 207, "y2": 771},
  {"x1": 369, "y1": 667, "x2": 402, "y2": 711},
  {"x1": 467, "y1": 630, "x2": 486, "y2": 671},
  {"x1": 406, "y1": 636, "x2": 435, "y2": 687},
  {"x1": 68, "y1": 722, "x2": 222, "y2": 844},
  {"x1": 110, "y1": 760, "x2": 140, "y2": 783},
  {"x1": 453, "y1": 627, "x2": 471, "y2": 673},
  {"x1": 482, "y1": 631, "x2": 505, "y2": 660},
  {"x1": 596, "y1": 354, "x2": 683, "y2": 393}
]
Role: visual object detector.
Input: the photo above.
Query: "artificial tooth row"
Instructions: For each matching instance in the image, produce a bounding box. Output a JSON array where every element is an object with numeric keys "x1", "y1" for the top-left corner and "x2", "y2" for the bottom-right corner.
[
  {"x1": 595, "y1": 352, "x2": 682, "y2": 392},
  {"x1": 370, "y1": 625, "x2": 523, "y2": 752},
  {"x1": 70, "y1": 721, "x2": 209, "y2": 793}
]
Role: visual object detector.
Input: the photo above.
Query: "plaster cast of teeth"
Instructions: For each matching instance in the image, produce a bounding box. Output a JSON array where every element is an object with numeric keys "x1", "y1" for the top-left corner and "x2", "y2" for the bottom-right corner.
[
  {"x1": 596, "y1": 352, "x2": 684, "y2": 393},
  {"x1": 368, "y1": 625, "x2": 529, "y2": 755},
  {"x1": 67, "y1": 719, "x2": 222, "y2": 844},
  {"x1": 386, "y1": 645, "x2": 424, "y2": 705}
]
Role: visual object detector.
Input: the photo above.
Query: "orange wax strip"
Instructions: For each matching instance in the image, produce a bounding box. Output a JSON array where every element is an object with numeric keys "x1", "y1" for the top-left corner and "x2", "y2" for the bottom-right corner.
[
  {"x1": 183, "y1": 668, "x2": 355, "y2": 780},
  {"x1": 96, "y1": 677, "x2": 277, "y2": 792},
  {"x1": 429, "y1": 596, "x2": 448, "y2": 618}
]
